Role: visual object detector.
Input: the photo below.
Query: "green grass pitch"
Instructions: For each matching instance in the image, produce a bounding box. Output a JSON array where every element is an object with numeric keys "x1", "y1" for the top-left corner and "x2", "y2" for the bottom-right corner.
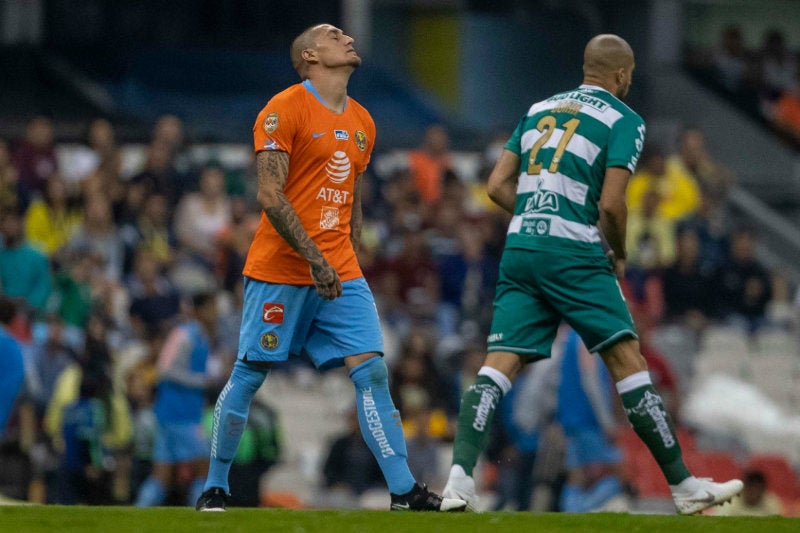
[{"x1": 1, "y1": 506, "x2": 798, "y2": 533}]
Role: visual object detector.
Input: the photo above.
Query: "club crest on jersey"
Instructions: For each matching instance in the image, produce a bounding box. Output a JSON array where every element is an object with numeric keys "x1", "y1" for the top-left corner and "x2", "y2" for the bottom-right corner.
[
  {"x1": 355, "y1": 130, "x2": 367, "y2": 151},
  {"x1": 320, "y1": 206, "x2": 340, "y2": 229},
  {"x1": 264, "y1": 112, "x2": 279, "y2": 133},
  {"x1": 260, "y1": 332, "x2": 279, "y2": 351},
  {"x1": 335, "y1": 129, "x2": 349, "y2": 140},
  {"x1": 262, "y1": 303, "x2": 284, "y2": 324}
]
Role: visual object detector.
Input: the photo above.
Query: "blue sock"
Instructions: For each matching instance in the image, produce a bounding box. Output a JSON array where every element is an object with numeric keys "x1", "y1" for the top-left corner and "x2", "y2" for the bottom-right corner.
[
  {"x1": 204, "y1": 360, "x2": 269, "y2": 493},
  {"x1": 349, "y1": 357, "x2": 415, "y2": 495},
  {"x1": 135, "y1": 477, "x2": 166, "y2": 507},
  {"x1": 187, "y1": 477, "x2": 205, "y2": 506}
]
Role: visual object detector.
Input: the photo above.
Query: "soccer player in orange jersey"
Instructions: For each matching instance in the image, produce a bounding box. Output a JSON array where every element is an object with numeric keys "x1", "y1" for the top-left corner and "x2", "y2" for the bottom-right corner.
[{"x1": 195, "y1": 23, "x2": 466, "y2": 513}]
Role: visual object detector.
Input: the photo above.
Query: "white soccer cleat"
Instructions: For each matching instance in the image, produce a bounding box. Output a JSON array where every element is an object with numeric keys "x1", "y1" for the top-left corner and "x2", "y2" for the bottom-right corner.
[
  {"x1": 671, "y1": 477, "x2": 744, "y2": 515},
  {"x1": 442, "y1": 465, "x2": 478, "y2": 512}
]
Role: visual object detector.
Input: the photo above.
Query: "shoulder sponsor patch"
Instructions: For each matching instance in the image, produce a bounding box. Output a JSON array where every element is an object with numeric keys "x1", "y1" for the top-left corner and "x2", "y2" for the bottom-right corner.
[
  {"x1": 355, "y1": 130, "x2": 367, "y2": 151},
  {"x1": 264, "y1": 112, "x2": 279, "y2": 133}
]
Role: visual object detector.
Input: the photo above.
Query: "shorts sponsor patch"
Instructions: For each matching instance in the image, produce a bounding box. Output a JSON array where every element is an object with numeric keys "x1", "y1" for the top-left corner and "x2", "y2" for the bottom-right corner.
[{"x1": 262, "y1": 302, "x2": 284, "y2": 324}]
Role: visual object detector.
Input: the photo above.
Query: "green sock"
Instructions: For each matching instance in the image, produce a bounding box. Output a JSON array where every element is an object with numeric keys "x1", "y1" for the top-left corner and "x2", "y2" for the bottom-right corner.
[
  {"x1": 451, "y1": 374, "x2": 505, "y2": 476},
  {"x1": 619, "y1": 383, "x2": 691, "y2": 485}
]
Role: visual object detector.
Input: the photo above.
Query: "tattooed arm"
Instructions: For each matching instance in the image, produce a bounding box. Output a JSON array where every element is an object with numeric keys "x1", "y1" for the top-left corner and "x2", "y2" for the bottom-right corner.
[
  {"x1": 350, "y1": 172, "x2": 364, "y2": 254},
  {"x1": 256, "y1": 150, "x2": 342, "y2": 299}
]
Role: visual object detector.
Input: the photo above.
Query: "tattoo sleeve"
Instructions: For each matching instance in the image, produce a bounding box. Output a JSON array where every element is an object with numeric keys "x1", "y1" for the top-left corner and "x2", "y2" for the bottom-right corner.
[
  {"x1": 256, "y1": 151, "x2": 326, "y2": 267},
  {"x1": 350, "y1": 172, "x2": 363, "y2": 253}
]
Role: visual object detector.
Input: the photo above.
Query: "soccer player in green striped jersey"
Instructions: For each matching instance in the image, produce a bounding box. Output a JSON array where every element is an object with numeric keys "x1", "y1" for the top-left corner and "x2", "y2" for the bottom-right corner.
[{"x1": 443, "y1": 34, "x2": 743, "y2": 515}]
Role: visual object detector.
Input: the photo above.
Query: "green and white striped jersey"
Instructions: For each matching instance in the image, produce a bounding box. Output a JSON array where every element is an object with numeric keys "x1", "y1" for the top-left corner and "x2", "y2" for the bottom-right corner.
[{"x1": 504, "y1": 84, "x2": 645, "y2": 256}]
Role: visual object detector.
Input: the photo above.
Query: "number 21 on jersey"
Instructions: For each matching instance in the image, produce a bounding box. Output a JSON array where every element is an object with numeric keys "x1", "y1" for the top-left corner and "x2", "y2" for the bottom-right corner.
[{"x1": 527, "y1": 116, "x2": 580, "y2": 175}]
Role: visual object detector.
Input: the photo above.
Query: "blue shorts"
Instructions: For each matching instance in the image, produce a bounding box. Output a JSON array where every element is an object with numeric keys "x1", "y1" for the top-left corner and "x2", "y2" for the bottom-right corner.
[
  {"x1": 238, "y1": 276, "x2": 383, "y2": 370},
  {"x1": 153, "y1": 421, "x2": 209, "y2": 463},
  {"x1": 564, "y1": 428, "x2": 622, "y2": 469}
]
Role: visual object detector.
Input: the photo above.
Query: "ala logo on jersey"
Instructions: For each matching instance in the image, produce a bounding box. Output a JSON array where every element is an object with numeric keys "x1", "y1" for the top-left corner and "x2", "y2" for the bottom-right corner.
[
  {"x1": 264, "y1": 112, "x2": 279, "y2": 133},
  {"x1": 326, "y1": 151, "x2": 351, "y2": 184}
]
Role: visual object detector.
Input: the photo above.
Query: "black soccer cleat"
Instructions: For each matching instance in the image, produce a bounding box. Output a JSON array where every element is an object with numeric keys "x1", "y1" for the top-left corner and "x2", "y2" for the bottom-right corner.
[
  {"x1": 195, "y1": 487, "x2": 230, "y2": 512},
  {"x1": 390, "y1": 482, "x2": 467, "y2": 512}
]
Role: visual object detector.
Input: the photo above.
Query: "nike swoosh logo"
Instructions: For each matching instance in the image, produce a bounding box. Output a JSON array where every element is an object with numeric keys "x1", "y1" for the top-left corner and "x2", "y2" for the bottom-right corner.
[
  {"x1": 687, "y1": 491, "x2": 715, "y2": 504},
  {"x1": 391, "y1": 503, "x2": 410, "y2": 510},
  {"x1": 312, "y1": 131, "x2": 327, "y2": 138}
]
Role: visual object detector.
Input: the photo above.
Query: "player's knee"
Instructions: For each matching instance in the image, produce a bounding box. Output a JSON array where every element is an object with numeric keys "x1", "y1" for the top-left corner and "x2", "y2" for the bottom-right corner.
[{"x1": 348, "y1": 355, "x2": 387, "y2": 386}]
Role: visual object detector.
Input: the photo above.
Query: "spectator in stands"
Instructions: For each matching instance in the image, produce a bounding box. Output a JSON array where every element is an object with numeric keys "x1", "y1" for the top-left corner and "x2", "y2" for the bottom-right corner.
[
  {"x1": 626, "y1": 187, "x2": 676, "y2": 271},
  {"x1": 0, "y1": 207, "x2": 52, "y2": 315},
  {"x1": 628, "y1": 145, "x2": 700, "y2": 222},
  {"x1": 215, "y1": 196, "x2": 260, "y2": 293},
  {"x1": 716, "y1": 470, "x2": 784, "y2": 516},
  {"x1": 320, "y1": 407, "x2": 385, "y2": 505},
  {"x1": 661, "y1": 227, "x2": 715, "y2": 331},
  {"x1": 49, "y1": 248, "x2": 97, "y2": 329},
  {"x1": 54, "y1": 362, "x2": 117, "y2": 504},
  {"x1": 78, "y1": 119, "x2": 126, "y2": 207},
  {"x1": 129, "y1": 141, "x2": 183, "y2": 208},
  {"x1": 152, "y1": 114, "x2": 193, "y2": 179},
  {"x1": 713, "y1": 25, "x2": 754, "y2": 94},
  {"x1": 758, "y1": 30, "x2": 798, "y2": 105},
  {"x1": 768, "y1": 82, "x2": 800, "y2": 143},
  {"x1": 715, "y1": 226, "x2": 772, "y2": 333},
  {"x1": 12, "y1": 116, "x2": 59, "y2": 208},
  {"x1": 24, "y1": 174, "x2": 82, "y2": 256},
  {"x1": 46, "y1": 314, "x2": 132, "y2": 503},
  {"x1": 120, "y1": 192, "x2": 174, "y2": 274},
  {"x1": 135, "y1": 292, "x2": 216, "y2": 507},
  {"x1": 127, "y1": 249, "x2": 181, "y2": 341},
  {"x1": 66, "y1": 193, "x2": 125, "y2": 283},
  {"x1": 407, "y1": 124, "x2": 452, "y2": 206},
  {"x1": 0, "y1": 139, "x2": 20, "y2": 211},
  {"x1": 174, "y1": 164, "x2": 231, "y2": 266},
  {"x1": 669, "y1": 127, "x2": 734, "y2": 195},
  {"x1": 382, "y1": 228, "x2": 440, "y2": 325},
  {"x1": 676, "y1": 181, "x2": 730, "y2": 274},
  {"x1": 0, "y1": 296, "x2": 25, "y2": 438}
]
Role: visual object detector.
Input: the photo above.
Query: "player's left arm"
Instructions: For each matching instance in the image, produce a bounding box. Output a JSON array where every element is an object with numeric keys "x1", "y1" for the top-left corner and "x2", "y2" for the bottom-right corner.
[
  {"x1": 598, "y1": 166, "x2": 631, "y2": 279},
  {"x1": 350, "y1": 172, "x2": 364, "y2": 253},
  {"x1": 486, "y1": 149, "x2": 521, "y2": 214}
]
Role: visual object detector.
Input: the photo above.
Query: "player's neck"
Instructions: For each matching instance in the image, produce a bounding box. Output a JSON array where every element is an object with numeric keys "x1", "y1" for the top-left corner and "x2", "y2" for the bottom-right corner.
[
  {"x1": 307, "y1": 71, "x2": 351, "y2": 113},
  {"x1": 581, "y1": 76, "x2": 617, "y2": 96}
]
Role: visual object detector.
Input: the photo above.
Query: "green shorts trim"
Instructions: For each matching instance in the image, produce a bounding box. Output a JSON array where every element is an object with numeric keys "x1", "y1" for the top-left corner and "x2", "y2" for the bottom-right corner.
[{"x1": 487, "y1": 247, "x2": 637, "y2": 359}]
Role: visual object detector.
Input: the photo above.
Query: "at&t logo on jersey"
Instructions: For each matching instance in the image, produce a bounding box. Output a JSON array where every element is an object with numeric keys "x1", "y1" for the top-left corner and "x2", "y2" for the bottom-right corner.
[
  {"x1": 326, "y1": 151, "x2": 351, "y2": 184},
  {"x1": 262, "y1": 302, "x2": 284, "y2": 324}
]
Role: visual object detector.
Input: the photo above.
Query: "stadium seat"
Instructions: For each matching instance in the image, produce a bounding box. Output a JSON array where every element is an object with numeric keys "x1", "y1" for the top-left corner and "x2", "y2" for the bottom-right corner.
[
  {"x1": 744, "y1": 453, "x2": 800, "y2": 502},
  {"x1": 683, "y1": 450, "x2": 741, "y2": 482}
]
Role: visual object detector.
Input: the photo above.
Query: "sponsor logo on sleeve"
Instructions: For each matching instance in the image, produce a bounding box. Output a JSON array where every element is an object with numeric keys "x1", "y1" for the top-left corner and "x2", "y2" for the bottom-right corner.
[
  {"x1": 262, "y1": 303, "x2": 284, "y2": 324},
  {"x1": 264, "y1": 112, "x2": 279, "y2": 133},
  {"x1": 355, "y1": 130, "x2": 367, "y2": 151}
]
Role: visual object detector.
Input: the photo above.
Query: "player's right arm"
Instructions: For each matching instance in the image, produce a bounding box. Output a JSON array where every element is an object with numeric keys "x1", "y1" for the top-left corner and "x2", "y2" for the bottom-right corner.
[
  {"x1": 486, "y1": 149, "x2": 521, "y2": 214},
  {"x1": 256, "y1": 151, "x2": 342, "y2": 300}
]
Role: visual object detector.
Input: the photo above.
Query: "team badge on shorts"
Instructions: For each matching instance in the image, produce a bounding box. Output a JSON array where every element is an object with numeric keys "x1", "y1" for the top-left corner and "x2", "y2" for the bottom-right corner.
[
  {"x1": 260, "y1": 332, "x2": 279, "y2": 350},
  {"x1": 264, "y1": 112, "x2": 279, "y2": 133},
  {"x1": 355, "y1": 130, "x2": 367, "y2": 151}
]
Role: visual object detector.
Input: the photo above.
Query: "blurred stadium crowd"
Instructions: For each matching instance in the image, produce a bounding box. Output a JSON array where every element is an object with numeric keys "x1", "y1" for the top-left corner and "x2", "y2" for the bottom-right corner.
[{"x1": 1, "y1": 61, "x2": 800, "y2": 514}]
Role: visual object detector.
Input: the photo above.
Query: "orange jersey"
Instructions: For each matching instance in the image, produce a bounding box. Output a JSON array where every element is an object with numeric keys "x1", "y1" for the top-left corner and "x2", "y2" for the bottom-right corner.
[{"x1": 243, "y1": 80, "x2": 376, "y2": 285}]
